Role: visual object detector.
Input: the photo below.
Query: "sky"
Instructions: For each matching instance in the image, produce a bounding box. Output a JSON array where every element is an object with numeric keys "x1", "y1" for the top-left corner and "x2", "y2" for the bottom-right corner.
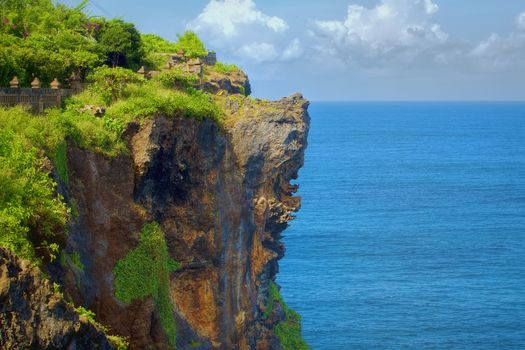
[{"x1": 58, "y1": 0, "x2": 525, "y2": 101}]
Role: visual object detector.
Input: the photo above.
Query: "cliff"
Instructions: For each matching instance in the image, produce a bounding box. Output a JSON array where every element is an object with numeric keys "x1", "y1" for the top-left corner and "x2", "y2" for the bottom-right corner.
[
  {"x1": 48, "y1": 86, "x2": 309, "y2": 349},
  {"x1": 1, "y1": 53, "x2": 309, "y2": 349},
  {"x1": 0, "y1": 247, "x2": 115, "y2": 349}
]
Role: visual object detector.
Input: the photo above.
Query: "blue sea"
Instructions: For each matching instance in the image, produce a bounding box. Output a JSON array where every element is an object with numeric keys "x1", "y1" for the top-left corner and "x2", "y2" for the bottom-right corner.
[{"x1": 278, "y1": 102, "x2": 525, "y2": 349}]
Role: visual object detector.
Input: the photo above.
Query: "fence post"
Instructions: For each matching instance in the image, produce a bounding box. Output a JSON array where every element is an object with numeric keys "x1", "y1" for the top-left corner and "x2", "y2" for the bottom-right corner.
[
  {"x1": 50, "y1": 78, "x2": 60, "y2": 89},
  {"x1": 9, "y1": 76, "x2": 19, "y2": 88},
  {"x1": 31, "y1": 77, "x2": 41, "y2": 89}
]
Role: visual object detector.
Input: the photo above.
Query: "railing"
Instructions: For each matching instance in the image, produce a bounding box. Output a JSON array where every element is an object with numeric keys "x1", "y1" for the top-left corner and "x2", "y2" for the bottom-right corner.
[{"x1": 0, "y1": 87, "x2": 73, "y2": 114}]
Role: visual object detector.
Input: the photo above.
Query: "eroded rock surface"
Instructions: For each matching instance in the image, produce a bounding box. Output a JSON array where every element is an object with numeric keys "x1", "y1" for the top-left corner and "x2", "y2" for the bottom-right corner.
[
  {"x1": 50, "y1": 93, "x2": 309, "y2": 349},
  {"x1": 0, "y1": 248, "x2": 114, "y2": 350}
]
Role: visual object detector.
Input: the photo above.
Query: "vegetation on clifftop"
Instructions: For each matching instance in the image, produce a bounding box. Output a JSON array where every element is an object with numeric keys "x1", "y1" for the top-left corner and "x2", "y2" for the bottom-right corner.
[{"x1": 113, "y1": 222, "x2": 181, "y2": 348}]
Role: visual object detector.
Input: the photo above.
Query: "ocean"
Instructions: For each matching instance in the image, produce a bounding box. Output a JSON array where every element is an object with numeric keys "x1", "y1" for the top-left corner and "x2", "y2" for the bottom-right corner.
[{"x1": 278, "y1": 102, "x2": 525, "y2": 349}]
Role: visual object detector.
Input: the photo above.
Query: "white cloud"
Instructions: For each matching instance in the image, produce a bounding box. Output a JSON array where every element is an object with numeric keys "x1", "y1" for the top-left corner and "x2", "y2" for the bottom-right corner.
[
  {"x1": 517, "y1": 12, "x2": 525, "y2": 31},
  {"x1": 470, "y1": 12, "x2": 525, "y2": 70},
  {"x1": 310, "y1": 0, "x2": 447, "y2": 65},
  {"x1": 281, "y1": 39, "x2": 304, "y2": 61},
  {"x1": 238, "y1": 42, "x2": 279, "y2": 62},
  {"x1": 188, "y1": 0, "x2": 288, "y2": 39},
  {"x1": 471, "y1": 33, "x2": 525, "y2": 70},
  {"x1": 188, "y1": 0, "x2": 300, "y2": 62}
]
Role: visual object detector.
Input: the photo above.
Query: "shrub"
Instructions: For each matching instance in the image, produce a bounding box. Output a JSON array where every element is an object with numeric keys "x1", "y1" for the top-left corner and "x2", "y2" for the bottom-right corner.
[
  {"x1": 75, "y1": 305, "x2": 129, "y2": 349},
  {"x1": 113, "y1": 222, "x2": 180, "y2": 347},
  {"x1": 87, "y1": 66, "x2": 143, "y2": 104},
  {"x1": 266, "y1": 281, "x2": 310, "y2": 350},
  {"x1": 105, "y1": 79, "x2": 221, "y2": 123},
  {"x1": 213, "y1": 62, "x2": 240, "y2": 74},
  {"x1": 154, "y1": 69, "x2": 199, "y2": 90},
  {"x1": 173, "y1": 31, "x2": 207, "y2": 58},
  {"x1": 0, "y1": 0, "x2": 104, "y2": 86},
  {"x1": 141, "y1": 33, "x2": 177, "y2": 69},
  {"x1": 0, "y1": 128, "x2": 69, "y2": 263}
]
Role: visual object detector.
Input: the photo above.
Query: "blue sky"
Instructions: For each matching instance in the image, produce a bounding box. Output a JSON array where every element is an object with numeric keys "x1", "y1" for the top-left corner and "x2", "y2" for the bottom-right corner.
[{"x1": 59, "y1": 0, "x2": 525, "y2": 101}]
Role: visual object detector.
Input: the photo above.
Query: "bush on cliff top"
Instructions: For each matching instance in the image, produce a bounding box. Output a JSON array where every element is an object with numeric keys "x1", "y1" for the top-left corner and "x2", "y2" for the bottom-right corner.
[
  {"x1": 113, "y1": 222, "x2": 181, "y2": 348},
  {"x1": 67, "y1": 65, "x2": 221, "y2": 132},
  {"x1": 173, "y1": 31, "x2": 207, "y2": 58}
]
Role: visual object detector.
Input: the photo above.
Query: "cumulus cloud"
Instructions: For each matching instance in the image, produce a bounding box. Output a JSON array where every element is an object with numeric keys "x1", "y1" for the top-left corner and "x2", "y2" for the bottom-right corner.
[
  {"x1": 189, "y1": 0, "x2": 288, "y2": 38},
  {"x1": 282, "y1": 39, "x2": 304, "y2": 61},
  {"x1": 238, "y1": 42, "x2": 279, "y2": 62},
  {"x1": 470, "y1": 12, "x2": 525, "y2": 70},
  {"x1": 188, "y1": 0, "x2": 300, "y2": 62},
  {"x1": 310, "y1": 0, "x2": 447, "y2": 65}
]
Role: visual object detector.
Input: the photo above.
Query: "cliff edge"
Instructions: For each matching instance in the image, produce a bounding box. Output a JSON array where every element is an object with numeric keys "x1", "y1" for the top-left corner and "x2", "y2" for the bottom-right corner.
[{"x1": 51, "y1": 88, "x2": 309, "y2": 349}]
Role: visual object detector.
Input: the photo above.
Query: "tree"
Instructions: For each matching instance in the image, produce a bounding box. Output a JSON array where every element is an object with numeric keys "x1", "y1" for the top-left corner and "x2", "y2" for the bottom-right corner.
[
  {"x1": 174, "y1": 31, "x2": 207, "y2": 58},
  {"x1": 97, "y1": 19, "x2": 143, "y2": 69}
]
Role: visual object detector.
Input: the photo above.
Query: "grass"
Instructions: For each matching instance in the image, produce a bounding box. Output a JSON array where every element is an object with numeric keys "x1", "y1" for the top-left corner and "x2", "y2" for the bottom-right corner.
[
  {"x1": 213, "y1": 62, "x2": 241, "y2": 74},
  {"x1": 113, "y1": 222, "x2": 181, "y2": 348},
  {"x1": 266, "y1": 281, "x2": 310, "y2": 350}
]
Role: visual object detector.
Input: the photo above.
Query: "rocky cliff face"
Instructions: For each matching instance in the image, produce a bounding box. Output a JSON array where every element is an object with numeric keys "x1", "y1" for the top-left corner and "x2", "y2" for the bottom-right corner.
[
  {"x1": 52, "y1": 92, "x2": 309, "y2": 349},
  {"x1": 0, "y1": 247, "x2": 114, "y2": 349}
]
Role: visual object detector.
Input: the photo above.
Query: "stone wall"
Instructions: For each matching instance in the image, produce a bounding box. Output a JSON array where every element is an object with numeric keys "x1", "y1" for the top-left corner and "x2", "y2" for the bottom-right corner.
[{"x1": 0, "y1": 88, "x2": 72, "y2": 113}]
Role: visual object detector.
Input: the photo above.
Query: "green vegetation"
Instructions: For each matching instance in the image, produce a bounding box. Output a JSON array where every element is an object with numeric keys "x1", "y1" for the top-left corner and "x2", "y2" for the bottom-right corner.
[
  {"x1": 51, "y1": 140, "x2": 69, "y2": 184},
  {"x1": 189, "y1": 340, "x2": 203, "y2": 348},
  {"x1": 75, "y1": 305, "x2": 129, "y2": 349},
  {"x1": 69, "y1": 251, "x2": 84, "y2": 270},
  {"x1": 88, "y1": 66, "x2": 143, "y2": 104},
  {"x1": 107, "y1": 335, "x2": 130, "y2": 350},
  {"x1": 0, "y1": 0, "x2": 210, "y2": 85},
  {"x1": 0, "y1": 0, "x2": 104, "y2": 85},
  {"x1": 266, "y1": 281, "x2": 309, "y2": 350},
  {"x1": 113, "y1": 222, "x2": 181, "y2": 348},
  {"x1": 52, "y1": 282, "x2": 129, "y2": 349},
  {"x1": 213, "y1": 62, "x2": 240, "y2": 74},
  {"x1": 0, "y1": 4, "x2": 221, "y2": 264},
  {"x1": 173, "y1": 31, "x2": 207, "y2": 58},
  {"x1": 141, "y1": 33, "x2": 178, "y2": 70},
  {"x1": 96, "y1": 18, "x2": 143, "y2": 69},
  {"x1": 0, "y1": 127, "x2": 69, "y2": 263}
]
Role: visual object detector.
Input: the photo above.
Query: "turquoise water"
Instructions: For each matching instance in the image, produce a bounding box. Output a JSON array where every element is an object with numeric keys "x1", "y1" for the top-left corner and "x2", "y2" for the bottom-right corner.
[{"x1": 279, "y1": 102, "x2": 525, "y2": 349}]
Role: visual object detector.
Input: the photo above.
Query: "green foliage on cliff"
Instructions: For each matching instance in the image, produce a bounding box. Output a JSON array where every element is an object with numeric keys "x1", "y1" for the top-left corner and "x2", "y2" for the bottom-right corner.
[
  {"x1": 74, "y1": 305, "x2": 129, "y2": 349},
  {"x1": 266, "y1": 281, "x2": 310, "y2": 350},
  {"x1": 113, "y1": 222, "x2": 181, "y2": 347},
  {"x1": 213, "y1": 62, "x2": 241, "y2": 74},
  {"x1": 173, "y1": 31, "x2": 207, "y2": 58},
  {"x1": 88, "y1": 66, "x2": 144, "y2": 104},
  {"x1": 141, "y1": 33, "x2": 177, "y2": 69},
  {"x1": 96, "y1": 18, "x2": 143, "y2": 69},
  {"x1": 0, "y1": 0, "x2": 104, "y2": 85},
  {"x1": 0, "y1": 0, "x2": 149, "y2": 85},
  {"x1": 0, "y1": 127, "x2": 69, "y2": 263},
  {"x1": 68, "y1": 66, "x2": 221, "y2": 129}
]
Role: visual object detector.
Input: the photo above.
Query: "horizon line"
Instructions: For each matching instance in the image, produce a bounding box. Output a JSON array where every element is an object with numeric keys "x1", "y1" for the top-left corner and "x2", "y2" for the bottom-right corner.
[{"x1": 306, "y1": 100, "x2": 525, "y2": 103}]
